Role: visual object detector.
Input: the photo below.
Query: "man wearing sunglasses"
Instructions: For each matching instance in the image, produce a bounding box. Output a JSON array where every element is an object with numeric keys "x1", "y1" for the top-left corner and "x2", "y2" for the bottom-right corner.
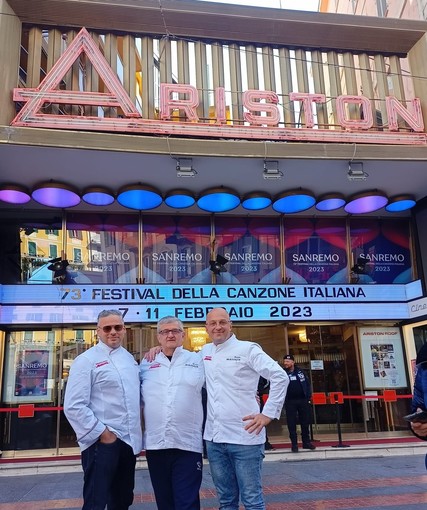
[
  {"x1": 64, "y1": 309, "x2": 142, "y2": 510},
  {"x1": 140, "y1": 316, "x2": 205, "y2": 510}
]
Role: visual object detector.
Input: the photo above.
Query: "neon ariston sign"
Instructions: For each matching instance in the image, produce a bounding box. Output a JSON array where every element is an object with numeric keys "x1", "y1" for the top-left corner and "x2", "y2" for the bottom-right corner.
[{"x1": 11, "y1": 28, "x2": 427, "y2": 145}]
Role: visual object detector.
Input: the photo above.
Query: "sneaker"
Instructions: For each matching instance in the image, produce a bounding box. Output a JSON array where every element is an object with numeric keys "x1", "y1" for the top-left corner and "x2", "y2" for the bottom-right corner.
[
  {"x1": 302, "y1": 443, "x2": 316, "y2": 450},
  {"x1": 265, "y1": 442, "x2": 274, "y2": 451},
  {"x1": 291, "y1": 445, "x2": 299, "y2": 453}
]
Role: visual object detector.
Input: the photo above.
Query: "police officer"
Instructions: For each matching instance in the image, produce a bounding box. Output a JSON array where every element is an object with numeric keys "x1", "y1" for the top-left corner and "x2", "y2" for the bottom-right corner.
[{"x1": 283, "y1": 354, "x2": 315, "y2": 453}]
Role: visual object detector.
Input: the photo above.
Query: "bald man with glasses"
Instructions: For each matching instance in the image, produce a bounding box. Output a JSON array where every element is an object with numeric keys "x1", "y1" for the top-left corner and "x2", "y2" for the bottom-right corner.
[
  {"x1": 64, "y1": 309, "x2": 142, "y2": 510},
  {"x1": 140, "y1": 316, "x2": 205, "y2": 510}
]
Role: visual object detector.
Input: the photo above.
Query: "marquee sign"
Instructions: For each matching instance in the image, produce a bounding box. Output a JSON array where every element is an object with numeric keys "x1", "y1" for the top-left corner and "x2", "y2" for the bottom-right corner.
[
  {"x1": 11, "y1": 28, "x2": 427, "y2": 145},
  {"x1": 0, "y1": 281, "x2": 423, "y2": 324}
]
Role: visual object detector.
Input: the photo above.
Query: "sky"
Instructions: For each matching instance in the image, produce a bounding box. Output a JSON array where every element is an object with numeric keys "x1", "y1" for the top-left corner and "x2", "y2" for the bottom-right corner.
[{"x1": 196, "y1": 0, "x2": 320, "y2": 10}]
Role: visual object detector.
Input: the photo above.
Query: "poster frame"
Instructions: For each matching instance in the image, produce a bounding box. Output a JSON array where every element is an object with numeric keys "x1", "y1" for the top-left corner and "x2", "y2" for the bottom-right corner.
[{"x1": 359, "y1": 326, "x2": 408, "y2": 389}]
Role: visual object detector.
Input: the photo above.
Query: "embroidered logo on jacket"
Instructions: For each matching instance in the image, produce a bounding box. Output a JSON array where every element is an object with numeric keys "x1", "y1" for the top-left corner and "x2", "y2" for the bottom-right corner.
[
  {"x1": 203, "y1": 356, "x2": 212, "y2": 361},
  {"x1": 185, "y1": 362, "x2": 200, "y2": 368},
  {"x1": 95, "y1": 360, "x2": 109, "y2": 368},
  {"x1": 149, "y1": 363, "x2": 161, "y2": 369}
]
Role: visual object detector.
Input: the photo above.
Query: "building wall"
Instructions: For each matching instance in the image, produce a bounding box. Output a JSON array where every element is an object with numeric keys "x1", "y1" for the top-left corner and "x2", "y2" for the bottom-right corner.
[{"x1": 320, "y1": 0, "x2": 427, "y2": 19}]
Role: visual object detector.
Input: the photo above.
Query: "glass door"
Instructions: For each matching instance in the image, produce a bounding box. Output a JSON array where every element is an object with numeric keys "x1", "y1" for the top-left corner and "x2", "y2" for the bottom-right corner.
[{"x1": 287, "y1": 323, "x2": 364, "y2": 434}]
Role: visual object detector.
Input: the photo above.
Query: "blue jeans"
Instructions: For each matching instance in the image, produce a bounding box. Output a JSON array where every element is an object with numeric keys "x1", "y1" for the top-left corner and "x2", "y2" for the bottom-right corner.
[
  {"x1": 205, "y1": 441, "x2": 265, "y2": 510},
  {"x1": 81, "y1": 438, "x2": 137, "y2": 510}
]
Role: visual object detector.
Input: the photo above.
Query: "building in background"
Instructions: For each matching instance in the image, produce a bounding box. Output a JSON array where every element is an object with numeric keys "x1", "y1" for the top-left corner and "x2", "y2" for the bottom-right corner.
[
  {"x1": 1, "y1": 0, "x2": 427, "y2": 457},
  {"x1": 320, "y1": 0, "x2": 427, "y2": 20}
]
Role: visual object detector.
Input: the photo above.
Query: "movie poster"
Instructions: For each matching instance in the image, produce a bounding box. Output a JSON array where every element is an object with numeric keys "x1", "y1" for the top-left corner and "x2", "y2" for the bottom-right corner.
[{"x1": 3, "y1": 345, "x2": 54, "y2": 403}]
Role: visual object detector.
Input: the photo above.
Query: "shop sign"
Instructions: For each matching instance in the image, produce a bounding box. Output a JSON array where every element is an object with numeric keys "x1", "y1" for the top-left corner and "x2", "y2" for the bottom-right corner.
[
  {"x1": 11, "y1": 28, "x2": 427, "y2": 145},
  {"x1": 310, "y1": 360, "x2": 324, "y2": 371}
]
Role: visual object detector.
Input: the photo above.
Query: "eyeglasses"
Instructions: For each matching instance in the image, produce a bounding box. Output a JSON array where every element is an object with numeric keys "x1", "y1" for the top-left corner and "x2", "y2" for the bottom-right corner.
[
  {"x1": 99, "y1": 324, "x2": 124, "y2": 333},
  {"x1": 158, "y1": 329, "x2": 183, "y2": 336},
  {"x1": 206, "y1": 320, "x2": 230, "y2": 328}
]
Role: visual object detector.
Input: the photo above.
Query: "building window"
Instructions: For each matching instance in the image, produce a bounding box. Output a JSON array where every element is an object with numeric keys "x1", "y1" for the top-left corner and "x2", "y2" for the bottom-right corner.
[
  {"x1": 28, "y1": 241, "x2": 37, "y2": 256},
  {"x1": 24, "y1": 331, "x2": 33, "y2": 343},
  {"x1": 73, "y1": 248, "x2": 82, "y2": 263},
  {"x1": 75, "y1": 330, "x2": 84, "y2": 342},
  {"x1": 49, "y1": 245, "x2": 58, "y2": 259},
  {"x1": 69, "y1": 230, "x2": 83, "y2": 240},
  {"x1": 45, "y1": 229, "x2": 59, "y2": 236}
]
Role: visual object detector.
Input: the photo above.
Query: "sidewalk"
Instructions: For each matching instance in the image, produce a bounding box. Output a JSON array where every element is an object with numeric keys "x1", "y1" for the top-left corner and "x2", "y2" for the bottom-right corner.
[
  {"x1": 1, "y1": 453, "x2": 427, "y2": 509},
  {"x1": 1, "y1": 434, "x2": 426, "y2": 476}
]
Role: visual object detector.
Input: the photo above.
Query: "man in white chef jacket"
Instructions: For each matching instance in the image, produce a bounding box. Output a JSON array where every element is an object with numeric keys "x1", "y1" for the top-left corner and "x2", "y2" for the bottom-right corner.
[
  {"x1": 201, "y1": 307, "x2": 288, "y2": 510},
  {"x1": 140, "y1": 316, "x2": 205, "y2": 510}
]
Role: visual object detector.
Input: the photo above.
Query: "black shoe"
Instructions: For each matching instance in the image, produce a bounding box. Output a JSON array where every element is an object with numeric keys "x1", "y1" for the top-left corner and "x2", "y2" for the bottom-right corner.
[
  {"x1": 302, "y1": 443, "x2": 316, "y2": 450},
  {"x1": 265, "y1": 442, "x2": 274, "y2": 451},
  {"x1": 291, "y1": 445, "x2": 299, "y2": 453}
]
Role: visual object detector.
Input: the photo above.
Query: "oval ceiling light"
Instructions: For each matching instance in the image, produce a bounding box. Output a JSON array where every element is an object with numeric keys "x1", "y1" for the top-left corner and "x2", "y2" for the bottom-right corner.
[
  {"x1": 344, "y1": 190, "x2": 388, "y2": 214},
  {"x1": 165, "y1": 189, "x2": 196, "y2": 209},
  {"x1": 241, "y1": 192, "x2": 272, "y2": 211},
  {"x1": 385, "y1": 194, "x2": 416, "y2": 212},
  {"x1": 197, "y1": 187, "x2": 240, "y2": 213},
  {"x1": 272, "y1": 189, "x2": 315, "y2": 214},
  {"x1": 32, "y1": 181, "x2": 80, "y2": 208},
  {"x1": 117, "y1": 183, "x2": 163, "y2": 210},
  {"x1": 82, "y1": 186, "x2": 115, "y2": 206},
  {"x1": 316, "y1": 193, "x2": 346, "y2": 212},
  {"x1": 0, "y1": 183, "x2": 31, "y2": 204}
]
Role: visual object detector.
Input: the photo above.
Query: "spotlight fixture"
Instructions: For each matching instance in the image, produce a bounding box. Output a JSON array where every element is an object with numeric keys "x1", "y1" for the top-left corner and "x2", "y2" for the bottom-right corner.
[
  {"x1": 165, "y1": 189, "x2": 196, "y2": 209},
  {"x1": 344, "y1": 190, "x2": 388, "y2": 214},
  {"x1": 316, "y1": 193, "x2": 346, "y2": 212},
  {"x1": 209, "y1": 254, "x2": 228, "y2": 275},
  {"x1": 0, "y1": 184, "x2": 31, "y2": 204},
  {"x1": 176, "y1": 158, "x2": 197, "y2": 177},
  {"x1": 47, "y1": 257, "x2": 74, "y2": 282},
  {"x1": 272, "y1": 189, "x2": 315, "y2": 213},
  {"x1": 351, "y1": 254, "x2": 368, "y2": 275},
  {"x1": 82, "y1": 186, "x2": 115, "y2": 206},
  {"x1": 263, "y1": 160, "x2": 283, "y2": 180},
  {"x1": 385, "y1": 195, "x2": 416, "y2": 212},
  {"x1": 197, "y1": 187, "x2": 240, "y2": 213},
  {"x1": 117, "y1": 184, "x2": 163, "y2": 210},
  {"x1": 347, "y1": 162, "x2": 368, "y2": 182},
  {"x1": 241, "y1": 192, "x2": 272, "y2": 211},
  {"x1": 32, "y1": 181, "x2": 81, "y2": 208}
]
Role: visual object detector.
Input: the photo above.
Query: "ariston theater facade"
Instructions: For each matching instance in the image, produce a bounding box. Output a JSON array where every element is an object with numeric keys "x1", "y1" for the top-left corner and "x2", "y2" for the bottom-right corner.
[{"x1": 2, "y1": 0, "x2": 427, "y2": 457}]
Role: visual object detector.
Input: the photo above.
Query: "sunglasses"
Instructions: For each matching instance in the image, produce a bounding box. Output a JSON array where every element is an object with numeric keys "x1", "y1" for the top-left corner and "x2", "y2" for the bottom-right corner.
[{"x1": 99, "y1": 324, "x2": 124, "y2": 333}]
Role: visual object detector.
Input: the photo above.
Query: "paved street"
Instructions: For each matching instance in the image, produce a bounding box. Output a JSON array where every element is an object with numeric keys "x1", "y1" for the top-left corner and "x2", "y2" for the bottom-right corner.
[{"x1": 1, "y1": 454, "x2": 427, "y2": 509}]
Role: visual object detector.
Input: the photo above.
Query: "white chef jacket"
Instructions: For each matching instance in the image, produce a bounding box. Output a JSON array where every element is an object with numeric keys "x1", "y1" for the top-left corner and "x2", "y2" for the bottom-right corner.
[
  {"x1": 140, "y1": 346, "x2": 205, "y2": 453},
  {"x1": 64, "y1": 341, "x2": 143, "y2": 454},
  {"x1": 201, "y1": 335, "x2": 288, "y2": 445}
]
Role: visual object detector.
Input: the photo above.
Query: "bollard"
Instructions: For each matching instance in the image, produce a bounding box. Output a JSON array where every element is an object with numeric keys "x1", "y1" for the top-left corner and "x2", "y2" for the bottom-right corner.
[{"x1": 329, "y1": 393, "x2": 350, "y2": 448}]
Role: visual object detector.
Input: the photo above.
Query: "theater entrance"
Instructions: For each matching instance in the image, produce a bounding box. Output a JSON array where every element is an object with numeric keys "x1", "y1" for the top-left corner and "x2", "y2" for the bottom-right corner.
[
  {"x1": 230, "y1": 322, "x2": 411, "y2": 441},
  {"x1": 0, "y1": 320, "x2": 412, "y2": 457}
]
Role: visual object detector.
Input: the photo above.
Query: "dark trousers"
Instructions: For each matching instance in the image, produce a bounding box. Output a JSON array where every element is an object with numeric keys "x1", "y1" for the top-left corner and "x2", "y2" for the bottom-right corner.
[
  {"x1": 81, "y1": 438, "x2": 137, "y2": 510},
  {"x1": 146, "y1": 449, "x2": 203, "y2": 510},
  {"x1": 285, "y1": 399, "x2": 311, "y2": 446}
]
